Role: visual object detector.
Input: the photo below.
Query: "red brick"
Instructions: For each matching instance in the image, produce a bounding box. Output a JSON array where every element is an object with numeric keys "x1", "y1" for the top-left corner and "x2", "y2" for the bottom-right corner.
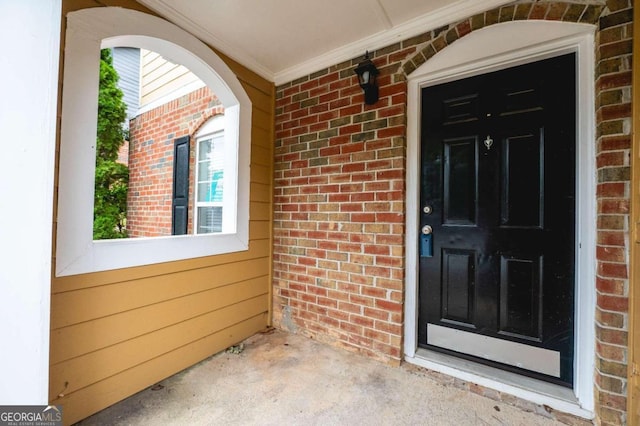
[
  {"x1": 600, "y1": 135, "x2": 630, "y2": 151},
  {"x1": 351, "y1": 314, "x2": 375, "y2": 328},
  {"x1": 599, "y1": 103, "x2": 631, "y2": 121},
  {"x1": 596, "y1": 71, "x2": 632, "y2": 91},
  {"x1": 456, "y1": 19, "x2": 472, "y2": 37},
  {"x1": 596, "y1": 151, "x2": 626, "y2": 168},
  {"x1": 598, "y1": 261, "x2": 628, "y2": 279},
  {"x1": 598, "y1": 199, "x2": 630, "y2": 214},
  {"x1": 364, "y1": 245, "x2": 390, "y2": 255},
  {"x1": 597, "y1": 294, "x2": 629, "y2": 312},
  {"x1": 596, "y1": 324, "x2": 628, "y2": 345},
  {"x1": 597, "y1": 182, "x2": 626, "y2": 197},
  {"x1": 596, "y1": 246, "x2": 626, "y2": 263},
  {"x1": 375, "y1": 256, "x2": 403, "y2": 268},
  {"x1": 596, "y1": 341, "x2": 626, "y2": 362},
  {"x1": 364, "y1": 328, "x2": 391, "y2": 343},
  {"x1": 375, "y1": 299, "x2": 402, "y2": 312}
]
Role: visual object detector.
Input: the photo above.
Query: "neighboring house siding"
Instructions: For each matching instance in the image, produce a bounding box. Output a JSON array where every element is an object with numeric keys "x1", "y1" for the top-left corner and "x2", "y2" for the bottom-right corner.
[
  {"x1": 111, "y1": 47, "x2": 140, "y2": 120},
  {"x1": 127, "y1": 86, "x2": 224, "y2": 237},
  {"x1": 140, "y1": 48, "x2": 203, "y2": 108},
  {"x1": 50, "y1": 1, "x2": 274, "y2": 424},
  {"x1": 273, "y1": 1, "x2": 631, "y2": 424}
]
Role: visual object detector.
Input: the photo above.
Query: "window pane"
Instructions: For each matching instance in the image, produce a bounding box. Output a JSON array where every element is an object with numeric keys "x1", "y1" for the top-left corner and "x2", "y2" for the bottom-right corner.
[
  {"x1": 197, "y1": 206, "x2": 222, "y2": 233},
  {"x1": 211, "y1": 170, "x2": 223, "y2": 202},
  {"x1": 197, "y1": 162, "x2": 210, "y2": 181},
  {"x1": 198, "y1": 138, "x2": 212, "y2": 159},
  {"x1": 198, "y1": 182, "x2": 212, "y2": 202}
]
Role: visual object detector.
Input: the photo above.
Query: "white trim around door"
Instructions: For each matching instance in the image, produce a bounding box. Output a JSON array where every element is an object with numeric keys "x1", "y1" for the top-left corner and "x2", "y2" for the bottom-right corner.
[{"x1": 404, "y1": 21, "x2": 596, "y2": 418}]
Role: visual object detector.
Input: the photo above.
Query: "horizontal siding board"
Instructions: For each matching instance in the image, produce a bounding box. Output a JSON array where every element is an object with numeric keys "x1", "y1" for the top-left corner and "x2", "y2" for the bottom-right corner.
[
  {"x1": 252, "y1": 108, "x2": 273, "y2": 132},
  {"x1": 50, "y1": 295, "x2": 268, "y2": 397},
  {"x1": 250, "y1": 183, "x2": 272, "y2": 204},
  {"x1": 251, "y1": 144, "x2": 272, "y2": 167},
  {"x1": 51, "y1": 314, "x2": 267, "y2": 425},
  {"x1": 143, "y1": 65, "x2": 199, "y2": 104},
  {"x1": 51, "y1": 257, "x2": 269, "y2": 328},
  {"x1": 251, "y1": 163, "x2": 272, "y2": 185},
  {"x1": 51, "y1": 277, "x2": 268, "y2": 364},
  {"x1": 252, "y1": 126, "x2": 273, "y2": 150},
  {"x1": 249, "y1": 221, "x2": 271, "y2": 240},
  {"x1": 141, "y1": 50, "x2": 163, "y2": 73},
  {"x1": 244, "y1": 84, "x2": 273, "y2": 113},
  {"x1": 250, "y1": 201, "x2": 271, "y2": 221},
  {"x1": 52, "y1": 238, "x2": 270, "y2": 293},
  {"x1": 143, "y1": 59, "x2": 182, "y2": 85},
  {"x1": 238, "y1": 72, "x2": 274, "y2": 97}
]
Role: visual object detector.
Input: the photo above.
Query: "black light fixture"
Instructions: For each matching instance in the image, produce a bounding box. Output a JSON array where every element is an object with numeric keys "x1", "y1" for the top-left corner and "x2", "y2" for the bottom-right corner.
[{"x1": 354, "y1": 51, "x2": 379, "y2": 105}]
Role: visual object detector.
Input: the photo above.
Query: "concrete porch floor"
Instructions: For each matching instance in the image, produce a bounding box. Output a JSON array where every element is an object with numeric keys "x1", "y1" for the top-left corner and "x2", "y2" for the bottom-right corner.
[{"x1": 76, "y1": 330, "x2": 586, "y2": 425}]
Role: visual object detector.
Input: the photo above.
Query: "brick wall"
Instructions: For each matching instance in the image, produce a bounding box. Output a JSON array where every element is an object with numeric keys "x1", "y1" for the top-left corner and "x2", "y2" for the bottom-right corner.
[
  {"x1": 273, "y1": 1, "x2": 632, "y2": 423},
  {"x1": 273, "y1": 49, "x2": 408, "y2": 362},
  {"x1": 128, "y1": 87, "x2": 224, "y2": 237},
  {"x1": 593, "y1": 1, "x2": 633, "y2": 424}
]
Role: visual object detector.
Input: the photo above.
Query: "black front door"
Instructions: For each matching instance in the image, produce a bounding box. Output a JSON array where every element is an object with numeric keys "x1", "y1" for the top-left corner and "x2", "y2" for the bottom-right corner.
[{"x1": 418, "y1": 54, "x2": 576, "y2": 386}]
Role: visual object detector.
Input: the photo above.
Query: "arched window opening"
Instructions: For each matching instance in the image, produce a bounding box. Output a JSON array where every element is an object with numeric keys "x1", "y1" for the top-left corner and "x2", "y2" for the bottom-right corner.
[{"x1": 56, "y1": 7, "x2": 251, "y2": 276}]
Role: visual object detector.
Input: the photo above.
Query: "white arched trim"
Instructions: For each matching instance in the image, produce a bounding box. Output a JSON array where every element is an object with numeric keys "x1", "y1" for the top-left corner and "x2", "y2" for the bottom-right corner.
[
  {"x1": 404, "y1": 21, "x2": 596, "y2": 418},
  {"x1": 56, "y1": 7, "x2": 252, "y2": 276}
]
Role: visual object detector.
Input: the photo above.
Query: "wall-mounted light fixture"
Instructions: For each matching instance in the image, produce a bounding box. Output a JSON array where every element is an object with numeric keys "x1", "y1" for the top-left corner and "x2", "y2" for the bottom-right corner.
[{"x1": 354, "y1": 51, "x2": 379, "y2": 105}]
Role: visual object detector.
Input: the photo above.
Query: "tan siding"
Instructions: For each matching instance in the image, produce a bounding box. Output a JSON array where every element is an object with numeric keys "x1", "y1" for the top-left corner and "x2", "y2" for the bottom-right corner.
[
  {"x1": 250, "y1": 183, "x2": 273, "y2": 204},
  {"x1": 51, "y1": 238, "x2": 270, "y2": 293},
  {"x1": 50, "y1": 295, "x2": 268, "y2": 397},
  {"x1": 53, "y1": 2, "x2": 275, "y2": 424},
  {"x1": 252, "y1": 144, "x2": 272, "y2": 166},
  {"x1": 52, "y1": 314, "x2": 266, "y2": 425},
  {"x1": 250, "y1": 220, "x2": 271, "y2": 240},
  {"x1": 51, "y1": 257, "x2": 270, "y2": 328},
  {"x1": 50, "y1": 276, "x2": 269, "y2": 364}
]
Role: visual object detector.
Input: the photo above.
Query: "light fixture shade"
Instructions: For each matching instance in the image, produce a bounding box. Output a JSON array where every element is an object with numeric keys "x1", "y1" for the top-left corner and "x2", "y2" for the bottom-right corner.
[{"x1": 354, "y1": 51, "x2": 379, "y2": 105}]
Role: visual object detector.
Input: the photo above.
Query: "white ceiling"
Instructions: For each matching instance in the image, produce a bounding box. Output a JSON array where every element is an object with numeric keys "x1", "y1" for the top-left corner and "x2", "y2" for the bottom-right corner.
[{"x1": 138, "y1": 0, "x2": 511, "y2": 85}]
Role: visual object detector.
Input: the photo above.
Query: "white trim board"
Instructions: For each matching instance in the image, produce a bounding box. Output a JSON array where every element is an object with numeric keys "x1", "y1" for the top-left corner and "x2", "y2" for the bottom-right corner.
[
  {"x1": 0, "y1": 0, "x2": 60, "y2": 404},
  {"x1": 404, "y1": 21, "x2": 596, "y2": 417}
]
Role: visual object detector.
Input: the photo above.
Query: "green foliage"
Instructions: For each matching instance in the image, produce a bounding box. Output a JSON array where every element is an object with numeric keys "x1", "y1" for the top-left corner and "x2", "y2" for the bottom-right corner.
[
  {"x1": 94, "y1": 49, "x2": 129, "y2": 239},
  {"x1": 94, "y1": 161, "x2": 129, "y2": 239}
]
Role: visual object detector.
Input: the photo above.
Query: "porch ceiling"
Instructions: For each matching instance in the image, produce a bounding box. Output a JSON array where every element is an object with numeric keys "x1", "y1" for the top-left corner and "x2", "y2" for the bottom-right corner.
[{"x1": 137, "y1": 0, "x2": 512, "y2": 84}]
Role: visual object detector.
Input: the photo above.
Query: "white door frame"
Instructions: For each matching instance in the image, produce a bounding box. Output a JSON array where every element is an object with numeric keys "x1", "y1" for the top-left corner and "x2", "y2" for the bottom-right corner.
[{"x1": 404, "y1": 21, "x2": 596, "y2": 418}]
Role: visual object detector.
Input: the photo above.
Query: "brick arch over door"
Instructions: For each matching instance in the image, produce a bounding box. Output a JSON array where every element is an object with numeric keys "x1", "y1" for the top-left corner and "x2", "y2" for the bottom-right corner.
[{"x1": 399, "y1": 2, "x2": 604, "y2": 78}]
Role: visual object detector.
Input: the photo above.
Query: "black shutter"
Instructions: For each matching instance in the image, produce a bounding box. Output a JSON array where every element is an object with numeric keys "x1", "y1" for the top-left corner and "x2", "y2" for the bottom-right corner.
[{"x1": 172, "y1": 136, "x2": 190, "y2": 235}]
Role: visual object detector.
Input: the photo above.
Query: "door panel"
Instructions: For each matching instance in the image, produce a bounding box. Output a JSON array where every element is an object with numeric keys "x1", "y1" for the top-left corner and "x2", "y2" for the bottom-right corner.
[
  {"x1": 441, "y1": 248, "x2": 476, "y2": 326},
  {"x1": 418, "y1": 54, "x2": 576, "y2": 385},
  {"x1": 500, "y1": 131, "x2": 543, "y2": 228},
  {"x1": 499, "y1": 254, "x2": 542, "y2": 341},
  {"x1": 443, "y1": 137, "x2": 478, "y2": 225}
]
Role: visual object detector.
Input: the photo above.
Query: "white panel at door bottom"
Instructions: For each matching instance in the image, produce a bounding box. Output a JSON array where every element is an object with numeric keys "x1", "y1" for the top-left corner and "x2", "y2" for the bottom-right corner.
[{"x1": 427, "y1": 324, "x2": 561, "y2": 377}]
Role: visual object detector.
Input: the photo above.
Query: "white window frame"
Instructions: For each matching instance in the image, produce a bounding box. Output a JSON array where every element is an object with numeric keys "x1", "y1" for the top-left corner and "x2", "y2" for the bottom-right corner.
[
  {"x1": 56, "y1": 7, "x2": 252, "y2": 276},
  {"x1": 194, "y1": 115, "x2": 237, "y2": 234}
]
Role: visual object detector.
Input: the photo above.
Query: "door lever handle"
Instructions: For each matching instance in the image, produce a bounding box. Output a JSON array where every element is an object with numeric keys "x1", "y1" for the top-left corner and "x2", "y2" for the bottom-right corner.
[{"x1": 422, "y1": 225, "x2": 433, "y2": 235}]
